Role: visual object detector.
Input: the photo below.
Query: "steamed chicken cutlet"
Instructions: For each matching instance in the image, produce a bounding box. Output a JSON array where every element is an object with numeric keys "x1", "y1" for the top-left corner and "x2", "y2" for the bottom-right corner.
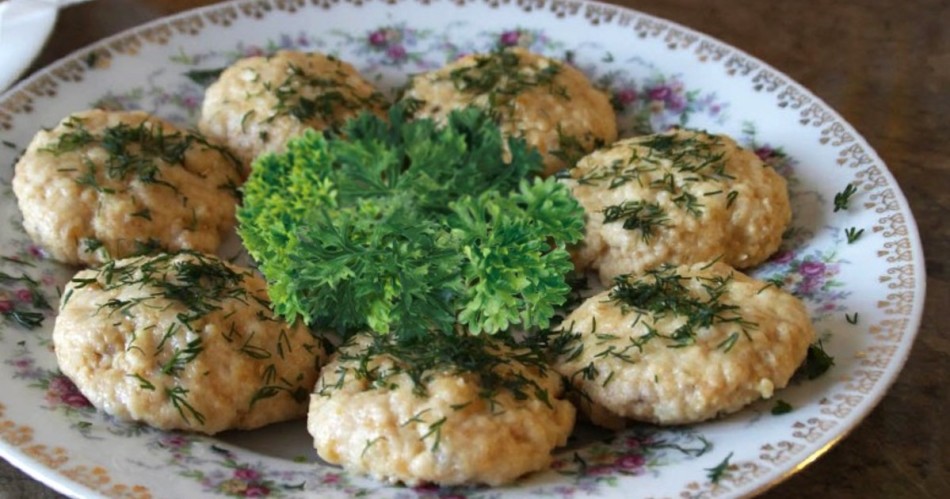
[
  {"x1": 563, "y1": 128, "x2": 791, "y2": 283},
  {"x1": 53, "y1": 251, "x2": 327, "y2": 435},
  {"x1": 551, "y1": 261, "x2": 815, "y2": 428},
  {"x1": 308, "y1": 332, "x2": 575, "y2": 486},
  {"x1": 11, "y1": 109, "x2": 242, "y2": 266},
  {"x1": 400, "y1": 47, "x2": 617, "y2": 177},
  {"x1": 199, "y1": 50, "x2": 387, "y2": 171}
]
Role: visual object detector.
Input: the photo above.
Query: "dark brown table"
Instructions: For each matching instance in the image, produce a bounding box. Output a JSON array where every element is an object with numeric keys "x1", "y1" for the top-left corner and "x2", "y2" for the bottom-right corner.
[{"x1": 1, "y1": 1, "x2": 947, "y2": 497}]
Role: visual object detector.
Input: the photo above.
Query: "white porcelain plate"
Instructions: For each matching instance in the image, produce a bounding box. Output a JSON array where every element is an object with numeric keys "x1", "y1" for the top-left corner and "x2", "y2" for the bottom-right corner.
[{"x1": 0, "y1": 1, "x2": 926, "y2": 497}]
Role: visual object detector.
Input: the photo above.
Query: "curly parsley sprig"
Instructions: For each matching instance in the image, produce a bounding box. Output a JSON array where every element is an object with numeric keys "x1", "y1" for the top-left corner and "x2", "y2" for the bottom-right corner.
[{"x1": 238, "y1": 104, "x2": 584, "y2": 339}]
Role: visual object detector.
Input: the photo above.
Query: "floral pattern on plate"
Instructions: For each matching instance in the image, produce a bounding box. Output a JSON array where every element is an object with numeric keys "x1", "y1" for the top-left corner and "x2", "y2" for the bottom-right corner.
[{"x1": 0, "y1": 1, "x2": 924, "y2": 498}]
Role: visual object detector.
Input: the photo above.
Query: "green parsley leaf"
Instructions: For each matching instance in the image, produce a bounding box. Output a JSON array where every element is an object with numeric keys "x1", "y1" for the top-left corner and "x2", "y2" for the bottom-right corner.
[
  {"x1": 796, "y1": 340, "x2": 835, "y2": 380},
  {"x1": 771, "y1": 399, "x2": 793, "y2": 415},
  {"x1": 237, "y1": 104, "x2": 583, "y2": 339}
]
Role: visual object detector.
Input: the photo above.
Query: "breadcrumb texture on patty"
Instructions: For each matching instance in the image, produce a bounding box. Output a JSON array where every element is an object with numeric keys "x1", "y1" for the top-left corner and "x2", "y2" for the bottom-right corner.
[
  {"x1": 401, "y1": 47, "x2": 617, "y2": 177},
  {"x1": 552, "y1": 262, "x2": 814, "y2": 427},
  {"x1": 564, "y1": 128, "x2": 791, "y2": 283},
  {"x1": 308, "y1": 333, "x2": 576, "y2": 486},
  {"x1": 12, "y1": 109, "x2": 242, "y2": 266},
  {"x1": 53, "y1": 251, "x2": 326, "y2": 434}
]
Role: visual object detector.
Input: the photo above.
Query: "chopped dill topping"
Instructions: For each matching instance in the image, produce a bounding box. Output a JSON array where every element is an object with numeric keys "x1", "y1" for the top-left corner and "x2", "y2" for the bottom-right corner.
[
  {"x1": 833, "y1": 183, "x2": 858, "y2": 212},
  {"x1": 726, "y1": 190, "x2": 739, "y2": 208},
  {"x1": 130, "y1": 208, "x2": 152, "y2": 221},
  {"x1": 128, "y1": 373, "x2": 156, "y2": 391},
  {"x1": 166, "y1": 385, "x2": 206, "y2": 425},
  {"x1": 0, "y1": 270, "x2": 52, "y2": 330},
  {"x1": 550, "y1": 127, "x2": 601, "y2": 168},
  {"x1": 716, "y1": 331, "x2": 741, "y2": 352},
  {"x1": 361, "y1": 436, "x2": 385, "y2": 458},
  {"x1": 706, "y1": 452, "x2": 734, "y2": 483},
  {"x1": 576, "y1": 155, "x2": 650, "y2": 188},
  {"x1": 448, "y1": 48, "x2": 565, "y2": 98},
  {"x1": 67, "y1": 250, "x2": 263, "y2": 412},
  {"x1": 608, "y1": 265, "x2": 757, "y2": 349},
  {"x1": 268, "y1": 61, "x2": 385, "y2": 125},
  {"x1": 161, "y1": 338, "x2": 204, "y2": 376},
  {"x1": 602, "y1": 200, "x2": 668, "y2": 240},
  {"x1": 420, "y1": 416, "x2": 448, "y2": 451},
  {"x1": 845, "y1": 226, "x2": 864, "y2": 244},
  {"x1": 672, "y1": 191, "x2": 704, "y2": 216},
  {"x1": 319, "y1": 332, "x2": 553, "y2": 411},
  {"x1": 39, "y1": 115, "x2": 241, "y2": 196}
]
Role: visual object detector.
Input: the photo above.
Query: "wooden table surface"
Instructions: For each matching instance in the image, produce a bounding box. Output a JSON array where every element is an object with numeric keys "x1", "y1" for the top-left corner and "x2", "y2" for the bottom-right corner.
[{"x1": 1, "y1": 0, "x2": 946, "y2": 497}]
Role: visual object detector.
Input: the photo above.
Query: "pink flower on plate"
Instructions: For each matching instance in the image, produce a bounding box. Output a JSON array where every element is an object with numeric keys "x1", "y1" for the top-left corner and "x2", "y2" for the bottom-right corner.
[
  {"x1": 47, "y1": 375, "x2": 93, "y2": 408},
  {"x1": 586, "y1": 464, "x2": 614, "y2": 476},
  {"x1": 666, "y1": 94, "x2": 686, "y2": 112},
  {"x1": 243, "y1": 46, "x2": 265, "y2": 58},
  {"x1": 387, "y1": 45, "x2": 407, "y2": 61},
  {"x1": 770, "y1": 250, "x2": 795, "y2": 264},
  {"x1": 28, "y1": 245, "x2": 45, "y2": 259},
  {"x1": 244, "y1": 484, "x2": 270, "y2": 497},
  {"x1": 0, "y1": 299, "x2": 13, "y2": 313},
  {"x1": 754, "y1": 146, "x2": 776, "y2": 161},
  {"x1": 799, "y1": 260, "x2": 826, "y2": 277},
  {"x1": 369, "y1": 29, "x2": 388, "y2": 46},
  {"x1": 500, "y1": 30, "x2": 520, "y2": 46},
  {"x1": 615, "y1": 88, "x2": 638, "y2": 106},
  {"x1": 11, "y1": 357, "x2": 33, "y2": 370},
  {"x1": 181, "y1": 94, "x2": 200, "y2": 110},
  {"x1": 234, "y1": 468, "x2": 261, "y2": 481},
  {"x1": 647, "y1": 85, "x2": 671, "y2": 101},
  {"x1": 15, "y1": 288, "x2": 33, "y2": 303},
  {"x1": 161, "y1": 434, "x2": 189, "y2": 448},
  {"x1": 624, "y1": 436, "x2": 642, "y2": 449},
  {"x1": 616, "y1": 454, "x2": 646, "y2": 469}
]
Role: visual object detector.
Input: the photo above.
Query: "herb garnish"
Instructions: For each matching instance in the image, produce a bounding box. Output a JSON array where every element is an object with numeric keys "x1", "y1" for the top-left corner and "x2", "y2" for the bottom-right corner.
[
  {"x1": 845, "y1": 226, "x2": 864, "y2": 244},
  {"x1": 445, "y1": 48, "x2": 568, "y2": 115},
  {"x1": 833, "y1": 183, "x2": 858, "y2": 212},
  {"x1": 238, "y1": 104, "x2": 583, "y2": 338},
  {"x1": 0, "y1": 270, "x2": 52, "y2": 330},
  {"x1": 608, "y1": 265, "x2": 757, "y2": 349},
  {"x1": 602, "y1": 200, "x2": 668, "y2": 240},
  {"x1": 40, "y1": 115, "x2": 242, "y2": 196},
  {"x1": 796, "y1": 340, "x2": 835, "y2": 380},
  {"x1": 319, "y1": 332, "x2": 554, "y2": 411},
  {"x1": 771, "y1": 399, "x2": 793, "y2": 415},
  {"x1": 706, "y1": 452, "x2": 734, "y2": 483},
  {"x1": 267, "y1": 61, "x2": 385, "y2": 125},
  {"x1": 67, "y1": 251, "x2": 302, "y2": 426},
  {"x1": 577, "y1": 130, "x2": 746, "y2": 243},
  {"x1": 166, "y1": 386, "x2": 206, "y2": 425}
]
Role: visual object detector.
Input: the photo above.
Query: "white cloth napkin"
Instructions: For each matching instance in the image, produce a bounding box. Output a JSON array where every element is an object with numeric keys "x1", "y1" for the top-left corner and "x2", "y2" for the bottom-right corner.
[{"x1": 0, "y1": 0, "x2": 94, "y2": 92}]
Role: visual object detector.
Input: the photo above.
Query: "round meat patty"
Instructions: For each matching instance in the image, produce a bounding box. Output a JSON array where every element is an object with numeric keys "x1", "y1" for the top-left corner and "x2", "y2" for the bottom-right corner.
[
  {"x1": 551, "y1": 261, "x2": 814, "y2": 427},
  {"x1": 12, "y1": 109, "x2": 242, "y2": 266},
  {"x1": 400, "y1": 47, "x2": 617, "y2": 177},
  {"x1": 53, "y1": 251, "x2": 327, "y2": 434},
  {"x1": 308, "y1": 332, "x2": 576, "y2": 486},
  {"x1": 199, "y1": 50, "x2": 387, "y2": 170},
  {"x1": 564, "y1": 128, "x2": 791, "y2": 283}
]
